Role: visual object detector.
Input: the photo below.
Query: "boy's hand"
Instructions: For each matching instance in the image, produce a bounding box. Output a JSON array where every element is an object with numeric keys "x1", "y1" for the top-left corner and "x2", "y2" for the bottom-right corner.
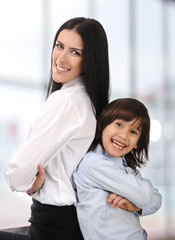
[{"x1": 108, "y1": 193, "x2": 141, "y2": 212}]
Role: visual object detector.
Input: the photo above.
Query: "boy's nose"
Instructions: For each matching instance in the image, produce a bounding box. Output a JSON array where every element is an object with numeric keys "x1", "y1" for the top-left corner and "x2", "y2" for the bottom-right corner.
[{"x1": 118, "y1": 130, "x2": 128, "y2": 140}]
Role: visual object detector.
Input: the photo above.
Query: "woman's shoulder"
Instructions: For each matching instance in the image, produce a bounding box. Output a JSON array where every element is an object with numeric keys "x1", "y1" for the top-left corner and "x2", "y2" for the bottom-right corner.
[
  {"x1": 48, "y1": 83, "x2": 87, "y2": 106},
  {"x1": 46, "y1": 85, "x2": 85, "y2": 109}
]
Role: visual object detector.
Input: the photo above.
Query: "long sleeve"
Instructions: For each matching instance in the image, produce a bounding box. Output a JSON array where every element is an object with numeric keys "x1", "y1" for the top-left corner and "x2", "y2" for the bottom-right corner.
[
  {"x1": 5, "y1": 77, "x2": 96, "y2": 205},
  {"x1": 5, "y1": 91, "x2": 82, "y2": 191},
  {"x1": 133, "y1": 170, "x2": 162, "y2": 215},
  {"x1": 85, "y1": 159, "x2": 156, "y2": 208},
  {"x1": 74, "y1": 146, "x2": 162, "y2": 239}
]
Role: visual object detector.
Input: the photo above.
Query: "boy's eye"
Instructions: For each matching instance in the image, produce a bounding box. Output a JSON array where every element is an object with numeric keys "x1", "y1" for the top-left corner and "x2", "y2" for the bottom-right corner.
[
  {"x1": 131, "y1": 130, "x2": 137, "y2": 135},
  {"x1": 116, "y1": 122, "x2": 122, "y2": 127}
]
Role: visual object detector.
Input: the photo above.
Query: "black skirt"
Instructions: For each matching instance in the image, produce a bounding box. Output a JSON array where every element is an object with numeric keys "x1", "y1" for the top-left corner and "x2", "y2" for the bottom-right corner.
[{"x1": 0, "y1": 199, "x2": 84, "y2": 240}]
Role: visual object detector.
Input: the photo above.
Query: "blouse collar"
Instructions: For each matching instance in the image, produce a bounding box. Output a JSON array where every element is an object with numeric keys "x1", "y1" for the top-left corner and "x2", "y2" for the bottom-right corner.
[{"x1": 61, "y1": 75, "x2": 84, "y2": 90}]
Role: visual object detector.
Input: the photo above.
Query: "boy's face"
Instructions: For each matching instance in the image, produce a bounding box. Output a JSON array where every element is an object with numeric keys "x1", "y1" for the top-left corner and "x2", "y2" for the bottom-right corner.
[{"x1": 102, "y1": 118, "x2": 142, "y2": 158}]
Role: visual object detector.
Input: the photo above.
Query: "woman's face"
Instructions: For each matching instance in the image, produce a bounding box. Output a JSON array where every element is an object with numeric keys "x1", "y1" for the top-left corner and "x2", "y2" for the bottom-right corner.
[{"x1": 52, "y1": 29, "x2": 84, "y2": 84}]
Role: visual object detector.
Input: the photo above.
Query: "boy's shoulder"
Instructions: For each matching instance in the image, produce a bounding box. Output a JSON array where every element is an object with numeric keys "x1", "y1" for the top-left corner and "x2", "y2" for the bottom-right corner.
[
  {"x1": 84, "y1": 144, "x2": 107, "y2": 160},
  {"x1": 77, "y1": 145, "x2": 108, "y2": 172}
]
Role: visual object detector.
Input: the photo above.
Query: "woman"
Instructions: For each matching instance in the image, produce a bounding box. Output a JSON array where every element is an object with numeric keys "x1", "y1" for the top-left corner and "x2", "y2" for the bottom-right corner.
[{"x1": 1, "y1": 17, "x2": 110, "y2": 240}]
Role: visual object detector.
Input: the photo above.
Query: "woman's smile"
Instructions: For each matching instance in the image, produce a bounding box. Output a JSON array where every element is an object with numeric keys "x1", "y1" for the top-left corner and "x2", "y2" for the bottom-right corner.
[{"x1": 56, "y1": 63, "x2": 70, "y2": 73}]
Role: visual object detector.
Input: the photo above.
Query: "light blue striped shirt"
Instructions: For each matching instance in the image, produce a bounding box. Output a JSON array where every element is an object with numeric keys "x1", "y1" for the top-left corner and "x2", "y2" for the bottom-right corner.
[{"x1": 73, "y1": 144, "x2": 162, "y2": 240}]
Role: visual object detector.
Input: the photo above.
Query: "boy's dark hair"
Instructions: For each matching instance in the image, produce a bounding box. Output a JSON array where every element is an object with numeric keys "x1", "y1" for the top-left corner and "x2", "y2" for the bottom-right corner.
[
  {"x1": 89, "y1": 98, "x2": 150, "y2": 169},
  {"x1": 46, "y1": 17, "x2": 110, "y2": 119}
]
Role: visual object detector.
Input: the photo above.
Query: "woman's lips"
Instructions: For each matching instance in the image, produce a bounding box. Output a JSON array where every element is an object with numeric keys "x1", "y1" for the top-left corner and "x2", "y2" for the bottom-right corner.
[{"x1": 56, "y1": 64, "x2": 70, "y2": 72}]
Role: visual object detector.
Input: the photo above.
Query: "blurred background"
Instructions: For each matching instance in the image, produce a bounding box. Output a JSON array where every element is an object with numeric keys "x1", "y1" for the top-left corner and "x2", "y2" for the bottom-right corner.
[{"x1": 0, "y1": 0, "x2": 175, "y2": 239}]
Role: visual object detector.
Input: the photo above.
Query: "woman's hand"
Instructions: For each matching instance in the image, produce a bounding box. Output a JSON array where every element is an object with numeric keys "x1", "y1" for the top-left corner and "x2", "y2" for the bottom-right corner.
[
  {"x1": 108, "y1": 193, "x2": 141, "y2": 212},
  {"x1": 27, "y1": 165, "x2": 45, "y2": 195}
]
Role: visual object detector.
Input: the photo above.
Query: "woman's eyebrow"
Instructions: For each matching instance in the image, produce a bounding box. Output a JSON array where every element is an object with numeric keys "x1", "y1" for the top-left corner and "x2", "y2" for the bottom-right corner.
[
  {"x1": 56, "y1": 40, "x2": 64, "y2": 46},
  {"x1": 56, "y1": 40, "x2": 83, "y2": 52},
  {"x1": 70, "y1": 47, "x2": 83, "y2": 52}
]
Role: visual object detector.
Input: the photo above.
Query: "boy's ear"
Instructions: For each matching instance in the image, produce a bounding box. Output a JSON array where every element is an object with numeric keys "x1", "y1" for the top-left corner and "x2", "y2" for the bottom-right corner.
[{"x1": 133, "y1": 144, "x2": 138, "y2": 150}]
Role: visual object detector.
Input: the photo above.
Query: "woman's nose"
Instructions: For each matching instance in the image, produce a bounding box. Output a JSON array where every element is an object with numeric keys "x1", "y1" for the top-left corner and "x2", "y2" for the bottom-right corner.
[{"x1": 58, "y1": 51, "x2": 67, "y2": 64}]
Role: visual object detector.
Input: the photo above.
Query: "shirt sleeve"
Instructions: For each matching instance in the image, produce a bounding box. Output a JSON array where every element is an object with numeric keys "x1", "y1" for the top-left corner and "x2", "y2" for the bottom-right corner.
[
  {"x1": 140, "y1": 183, "x2": 162, "y2": 216},
  {"x1": 86, "y1": 159, "x2": 156, "y2": 209},
  {"x1": 4, "y1": 91, "x2": 82, "y2": 192},
  {"x1": 132, "y1": 170, "x2": 162, "y2": 216}
]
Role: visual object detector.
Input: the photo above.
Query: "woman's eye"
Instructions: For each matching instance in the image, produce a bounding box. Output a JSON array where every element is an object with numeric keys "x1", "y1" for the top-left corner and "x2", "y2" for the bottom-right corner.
[
  {"x1": 56, "y1": 43, "x2": 63, "y2": 49},
  {"x1": 71, "y1": 50, "x2": 81, "y2": 56}
]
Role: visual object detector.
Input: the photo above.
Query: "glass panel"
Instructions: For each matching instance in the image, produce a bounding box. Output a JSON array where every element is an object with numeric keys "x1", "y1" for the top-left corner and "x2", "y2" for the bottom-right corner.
[
  {"x1": 0, "y1": 0, "x2": 43, "y2": 85},
  {"x1": 96, "y1": 0, "x2": 130, "y2": 98}
]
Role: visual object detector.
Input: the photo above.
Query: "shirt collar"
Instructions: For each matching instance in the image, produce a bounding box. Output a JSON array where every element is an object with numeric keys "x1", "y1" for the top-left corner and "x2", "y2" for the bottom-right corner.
[
  {"x1": 61, "y1": 75, "x2": 84, "y2": 90},
  {"x1": 95, "y1": 144, "x2": 125, "y2": 168}
]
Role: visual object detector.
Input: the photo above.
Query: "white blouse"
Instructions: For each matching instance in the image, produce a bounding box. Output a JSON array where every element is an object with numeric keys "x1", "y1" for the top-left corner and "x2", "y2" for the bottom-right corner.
[{"x1": 4, "y1": 76, "x2": 96, "y2": 206}]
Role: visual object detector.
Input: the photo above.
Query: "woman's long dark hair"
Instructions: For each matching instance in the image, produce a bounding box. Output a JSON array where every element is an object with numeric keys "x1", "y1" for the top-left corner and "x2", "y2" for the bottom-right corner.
[
  {"x1": 46, "y1": 17, "x2": 110, "y2": 118},
  {"x1": 89, "y1": 98, "x2": 150, "y2": 170}
]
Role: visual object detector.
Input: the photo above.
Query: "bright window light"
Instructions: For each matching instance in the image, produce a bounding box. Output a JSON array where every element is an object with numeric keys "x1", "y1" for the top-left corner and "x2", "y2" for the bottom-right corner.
[{"x1": 150, "y1": 119, "x2": 161, "y2": 142}]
